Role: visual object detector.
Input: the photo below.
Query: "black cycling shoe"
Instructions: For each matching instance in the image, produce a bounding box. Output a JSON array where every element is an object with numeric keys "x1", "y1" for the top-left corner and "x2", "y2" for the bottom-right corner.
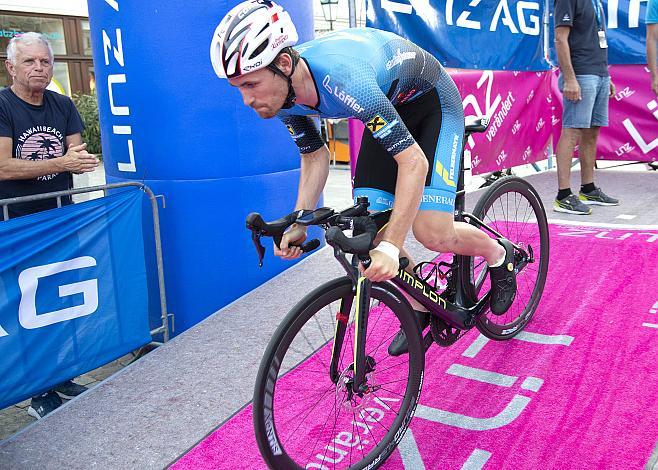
[
  {"x1": 388, "y1": 310, "x2": 430, "y2": 356},
  {"x1": 489, "y1": 238, "x2": 517, "y2": 315}
]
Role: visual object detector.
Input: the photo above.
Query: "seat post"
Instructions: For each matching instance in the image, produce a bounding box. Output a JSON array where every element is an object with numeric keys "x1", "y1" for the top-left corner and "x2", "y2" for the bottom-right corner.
[{"x1": 454, "y1": 132, "x2": 471, "y2": 219}]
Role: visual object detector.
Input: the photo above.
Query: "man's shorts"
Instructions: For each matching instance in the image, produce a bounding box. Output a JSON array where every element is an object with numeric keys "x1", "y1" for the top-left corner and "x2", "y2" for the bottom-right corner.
[
  {"x1": 558, "y1": 74, "x2": 610, "y2": 128},
  {"x1": 352, "y1": 78, "x2": 464, "y2": 214}
]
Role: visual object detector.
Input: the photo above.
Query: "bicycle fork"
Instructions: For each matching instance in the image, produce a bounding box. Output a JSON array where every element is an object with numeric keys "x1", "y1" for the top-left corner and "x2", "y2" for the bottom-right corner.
[{"x1": 329, "y1": 275, "x2": 372, "y2": 395}]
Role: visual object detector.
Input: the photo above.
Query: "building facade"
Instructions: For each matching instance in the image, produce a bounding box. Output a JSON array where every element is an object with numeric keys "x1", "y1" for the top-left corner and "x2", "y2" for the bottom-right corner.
[{"x1": 0, "y1": 1, "x2": 92, "y2": 96}]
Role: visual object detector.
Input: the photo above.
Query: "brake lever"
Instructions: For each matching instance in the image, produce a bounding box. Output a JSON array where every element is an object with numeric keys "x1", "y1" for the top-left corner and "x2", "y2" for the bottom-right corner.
[{"x1": 251, "y1": 230, "x2": 266, "y2": 267}]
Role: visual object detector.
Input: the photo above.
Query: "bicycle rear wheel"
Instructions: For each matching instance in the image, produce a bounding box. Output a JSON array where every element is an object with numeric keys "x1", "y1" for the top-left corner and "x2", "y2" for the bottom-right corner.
[
  {"x1": 253, "y1": 277, "x2": 424, "y2": 470},
  {"x1": 460, "y1": 176, "x2": 549, "y2": 340}
]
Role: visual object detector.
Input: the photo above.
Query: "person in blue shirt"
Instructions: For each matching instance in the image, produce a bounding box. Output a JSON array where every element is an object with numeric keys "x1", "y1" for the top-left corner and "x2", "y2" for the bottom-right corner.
[
  {"x1": 553, "y1": 0, "x2": 619, "y2": 214},
  {"x1": 210, "y1": 0, "x2": 517, "y2": 354},
  {"x1": 647, "y1": 0, "x2": 658, "y2": 95}
]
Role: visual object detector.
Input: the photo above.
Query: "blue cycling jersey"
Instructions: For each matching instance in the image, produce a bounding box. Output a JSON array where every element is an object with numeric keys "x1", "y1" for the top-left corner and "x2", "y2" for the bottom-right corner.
[
  {"x1": 278, "y1": 27, "x2": 465, "y2": 213},
  {"x1": 278, "y1": 27, "x2": 451, "y2": 157}
]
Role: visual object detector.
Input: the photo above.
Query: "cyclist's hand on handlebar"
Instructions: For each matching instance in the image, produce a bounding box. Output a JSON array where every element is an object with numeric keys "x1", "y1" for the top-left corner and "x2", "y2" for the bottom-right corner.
[
  {"x1": 362, "y1": 249, "x2": 399, "y2": 282},
  {"x1": 274, "y1": 223, "x2": 307, "y2": 260}
]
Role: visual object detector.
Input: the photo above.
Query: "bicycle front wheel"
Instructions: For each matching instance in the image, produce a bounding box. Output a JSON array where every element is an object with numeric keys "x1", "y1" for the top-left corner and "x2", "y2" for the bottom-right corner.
[
  {"x1": 253, "y1": 277, "x2": 424, "y2": 470},
  {"x1": 461, "y1": 176, "x2": 550, "y2": 340}
]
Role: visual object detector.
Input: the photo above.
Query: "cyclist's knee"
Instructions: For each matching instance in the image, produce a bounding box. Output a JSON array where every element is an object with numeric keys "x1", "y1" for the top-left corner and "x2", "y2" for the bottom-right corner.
[{"x1": 413, "y1": 214, "x2": 457, "y2": 252}]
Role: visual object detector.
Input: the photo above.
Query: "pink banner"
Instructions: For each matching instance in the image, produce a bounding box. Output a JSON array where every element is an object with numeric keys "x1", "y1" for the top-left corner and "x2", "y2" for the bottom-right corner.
[
  {"x1": 348, "y1": 71, "x2": 554, "y2": 176},
  {"x1": 452, "y1": 69, "x2": 553, "y2": 175},
  {"x1": 552, "y1": 65, "x2": 658, "y2": 163}
]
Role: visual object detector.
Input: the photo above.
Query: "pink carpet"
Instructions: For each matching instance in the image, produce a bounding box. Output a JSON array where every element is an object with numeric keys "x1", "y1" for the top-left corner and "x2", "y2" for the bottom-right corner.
[{"x1": 173, "y1": 223, "x2": 658, "y2": 469}]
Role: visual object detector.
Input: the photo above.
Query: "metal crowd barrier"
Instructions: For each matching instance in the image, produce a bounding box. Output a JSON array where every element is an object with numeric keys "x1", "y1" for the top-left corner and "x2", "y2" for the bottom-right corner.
[{"x1": 0, "y1": 182, "x2": 171, "y2": 342}]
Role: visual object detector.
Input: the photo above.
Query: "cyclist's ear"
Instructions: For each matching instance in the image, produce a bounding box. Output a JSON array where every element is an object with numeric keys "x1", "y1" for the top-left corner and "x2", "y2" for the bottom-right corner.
[{"x1": 274, "y1": 52, "x2": 293, "y2": 74}]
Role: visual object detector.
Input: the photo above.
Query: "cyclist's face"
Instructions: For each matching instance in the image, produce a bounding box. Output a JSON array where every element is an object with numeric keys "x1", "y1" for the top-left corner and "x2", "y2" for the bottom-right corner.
[{"x1": 229, "y1": 68, "x2": 287, "y2": 119}]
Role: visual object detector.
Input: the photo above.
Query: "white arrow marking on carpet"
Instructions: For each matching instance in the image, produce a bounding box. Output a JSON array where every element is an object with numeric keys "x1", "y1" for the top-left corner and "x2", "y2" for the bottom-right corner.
[
  {"x1": 514, "y1": 330, "x2": 574, "y2": 346},
  {"x1": 447, "y1": 364, "x2": 517, "y2": 387},
  {"x1": 461, "y1": 449, "x2": 492, "y2": 469},
  {"x1": 415, "y1": 395, "x2": 532, "y2": 431},
  {"x1": 398, "y1": 428, "x2": 425, "y2": 469}
]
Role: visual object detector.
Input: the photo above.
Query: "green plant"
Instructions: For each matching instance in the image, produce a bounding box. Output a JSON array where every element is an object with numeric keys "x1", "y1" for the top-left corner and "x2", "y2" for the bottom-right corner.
[{"x1": 72, "y1": 92, "x2": 102, "y2": 159}]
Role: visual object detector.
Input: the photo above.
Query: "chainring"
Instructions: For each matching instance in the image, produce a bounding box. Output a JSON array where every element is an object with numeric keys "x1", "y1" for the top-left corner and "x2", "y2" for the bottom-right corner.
[{"x1": 430, "y1": 315, "x2": 467, "y2": 347}]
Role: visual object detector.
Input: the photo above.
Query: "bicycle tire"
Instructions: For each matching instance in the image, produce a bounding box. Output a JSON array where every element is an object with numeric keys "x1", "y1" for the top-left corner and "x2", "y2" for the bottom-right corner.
[
  {"x1": 460, "y1": 176, "x2": 550, "y2": 340},
  {"x1": 253, "y1": 276, "x2": 424, "y2": 469}
]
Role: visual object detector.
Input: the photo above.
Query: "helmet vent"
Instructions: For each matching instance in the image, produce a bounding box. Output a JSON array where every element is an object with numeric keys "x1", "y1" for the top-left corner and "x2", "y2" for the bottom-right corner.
[{"x1": 249, "y1": 38, "x2": 269, "y2": 60}]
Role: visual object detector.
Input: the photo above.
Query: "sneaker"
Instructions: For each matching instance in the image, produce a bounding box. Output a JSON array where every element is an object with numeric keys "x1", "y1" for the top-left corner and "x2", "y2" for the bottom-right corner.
[
  {"x1": 579, "y1": 188, "x2": 619, "y2": 206},
  {"x1": 489, "y1": 239, "x2": 517, "y2": 315},
  {"x1": 554, "y1": 194, "x2": 592, "y2": 215},
  {"x1": 27, "y1": 391, "x2": 62, "y2": 419},
  {"x1": 388, "y1": 310, "x2": 430, "y2": 357},
  {"x1": 53, "y1": 380, "x2": 88, "y2": 400}
]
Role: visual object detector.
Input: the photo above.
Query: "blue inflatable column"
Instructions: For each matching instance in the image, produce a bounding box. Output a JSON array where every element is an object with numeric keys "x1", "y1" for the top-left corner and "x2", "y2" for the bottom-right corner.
[{"x1": 87, "y1": 1, "x2": 315, "y2": 333}]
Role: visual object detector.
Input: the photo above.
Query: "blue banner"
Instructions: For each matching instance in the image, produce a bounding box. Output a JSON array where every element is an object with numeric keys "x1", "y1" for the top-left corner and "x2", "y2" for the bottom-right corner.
[
  {"x1": 367, "y1": 1, "x2": 650, "y2": 71},
  {"x1": 367, "y1": 0, "x2": 552, "y2": 71},
  {"x1": 0, "y1": 188, "x2": 151, "y2": 408}
]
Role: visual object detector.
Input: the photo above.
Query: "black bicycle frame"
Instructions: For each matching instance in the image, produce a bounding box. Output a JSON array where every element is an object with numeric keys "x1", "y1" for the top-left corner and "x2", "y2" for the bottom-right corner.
[{"x1": 345, "y1": 128, "x2": 491, "y2": 391}]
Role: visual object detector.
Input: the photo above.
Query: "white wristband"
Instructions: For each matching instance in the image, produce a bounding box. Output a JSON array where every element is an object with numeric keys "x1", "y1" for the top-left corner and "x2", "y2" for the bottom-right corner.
[{"x1": 373, "y1": 241, "x2": 400, "y2": 263}]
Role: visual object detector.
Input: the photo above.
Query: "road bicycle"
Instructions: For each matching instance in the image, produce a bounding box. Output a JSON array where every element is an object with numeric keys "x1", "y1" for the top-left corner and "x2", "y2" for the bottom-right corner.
[{"x1": 247, "y1": 118, "x2": 549, "y2": 469}]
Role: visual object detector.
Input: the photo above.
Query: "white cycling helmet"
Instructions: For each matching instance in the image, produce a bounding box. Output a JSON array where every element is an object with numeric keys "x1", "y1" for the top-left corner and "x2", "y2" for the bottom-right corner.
[{"x1": 210, "y1": 0, "x2": 299, "y2": 79}]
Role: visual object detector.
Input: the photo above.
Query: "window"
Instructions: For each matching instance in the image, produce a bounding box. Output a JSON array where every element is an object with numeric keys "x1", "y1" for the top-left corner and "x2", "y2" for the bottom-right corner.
[
  {"x1": 81, "y1": 20, "x2": 92, "y2": 56},
  {"x1": 49, "y1": 62, "x2": 71, "y2": 96},
  {"x1": 0, "y1": 15, "x2": 66, "y2": 55},
  {"x1": 87, "y1": 65, "x2": 95, "y2": 92}
]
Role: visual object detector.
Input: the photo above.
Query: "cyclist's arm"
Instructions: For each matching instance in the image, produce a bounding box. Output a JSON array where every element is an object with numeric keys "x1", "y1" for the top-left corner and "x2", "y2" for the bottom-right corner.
[
  {"x1": 382, "y1": 143, "x2": 428, "y2": 248},
  {"x1": 274, "y1": 115, "x2": 328, "y2": 259},
  {"x1": 295, "y1": 145, "x2": 330, "y2": 211},
  {"x1": 278, "y1": 115, "x2": 329, "y2": 211}
]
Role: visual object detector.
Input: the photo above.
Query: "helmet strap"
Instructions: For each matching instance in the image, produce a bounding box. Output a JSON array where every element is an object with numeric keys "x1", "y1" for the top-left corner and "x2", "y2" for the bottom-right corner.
[{"x1": 267, "y1": 56, "x2": 297, "y2": 109}]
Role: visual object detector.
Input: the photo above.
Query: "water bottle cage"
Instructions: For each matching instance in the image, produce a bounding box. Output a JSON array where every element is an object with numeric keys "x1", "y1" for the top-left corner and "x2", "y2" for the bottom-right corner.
[{"x1": 413, "y1": 261, "x2": 454, "y2": 291}]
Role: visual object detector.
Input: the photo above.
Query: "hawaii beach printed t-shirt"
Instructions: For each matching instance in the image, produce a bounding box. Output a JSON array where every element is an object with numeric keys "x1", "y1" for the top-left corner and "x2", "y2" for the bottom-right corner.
[{"x1": 0, "y1": 88, "x2": 84, "y2": 219}]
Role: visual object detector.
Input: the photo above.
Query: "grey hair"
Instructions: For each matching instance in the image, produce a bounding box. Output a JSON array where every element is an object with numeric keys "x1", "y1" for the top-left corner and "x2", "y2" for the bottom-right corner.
[{"x1": 6, "y1": 32, "x2": 54, "y2": 64}]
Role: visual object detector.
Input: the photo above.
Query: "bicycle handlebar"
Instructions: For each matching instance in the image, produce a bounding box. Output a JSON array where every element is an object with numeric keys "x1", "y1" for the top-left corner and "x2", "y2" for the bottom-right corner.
[
  {"x1": 325, "y1": 216, "x2": 377, "y2": 256},
  {"x1": 246, "y1": 197, "x2": 407, "y2": 269}
]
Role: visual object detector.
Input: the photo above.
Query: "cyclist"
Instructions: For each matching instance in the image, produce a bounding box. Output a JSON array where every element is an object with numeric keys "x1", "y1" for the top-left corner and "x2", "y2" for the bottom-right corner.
[{"x1": 210, "y1": 0, "x2": 517, "y2": 354}]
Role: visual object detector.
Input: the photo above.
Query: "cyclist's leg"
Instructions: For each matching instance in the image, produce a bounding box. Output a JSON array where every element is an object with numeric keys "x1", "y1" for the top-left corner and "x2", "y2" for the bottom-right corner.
[
  {"x1": 353, "y1": 110, "x2": 430, "y2": 356},
  {"x1": 352, "y1": 127, "x2": 424, "y2": 299},
  {"x1": 410, "y1": 74, "x2": 515, "y2": 314},
  {"x1": 410, "y1": 75, "x2": 501, "y2": 262}
]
